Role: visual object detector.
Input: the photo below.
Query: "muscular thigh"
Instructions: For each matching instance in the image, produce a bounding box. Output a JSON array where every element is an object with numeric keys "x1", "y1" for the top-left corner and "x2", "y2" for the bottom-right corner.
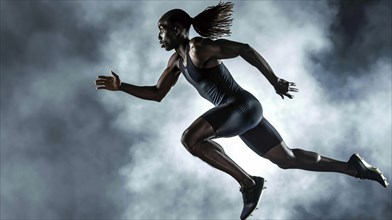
[
  {"x1": 262, "y1": 141, "x2": 294, "y2": 163},
  {"x1": 239, "y1": 118, "x2": 284, "y2": 156}
]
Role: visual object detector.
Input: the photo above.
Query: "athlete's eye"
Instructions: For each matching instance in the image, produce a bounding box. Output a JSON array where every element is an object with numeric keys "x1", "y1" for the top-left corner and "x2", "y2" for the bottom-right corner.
[{"x1": 158, "y1": 25, "x2": 165, "y2": 33}]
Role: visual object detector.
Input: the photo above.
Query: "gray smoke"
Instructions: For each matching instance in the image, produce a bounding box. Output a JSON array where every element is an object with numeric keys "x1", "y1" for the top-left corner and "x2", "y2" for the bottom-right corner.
[{"x1": 1, "y1": 0, "x2": 391, "y2": 219}]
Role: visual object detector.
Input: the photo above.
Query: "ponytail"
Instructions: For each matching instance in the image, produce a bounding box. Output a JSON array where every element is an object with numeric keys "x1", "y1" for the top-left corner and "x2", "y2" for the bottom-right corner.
[{"x1": 192, "y1": 1, "x2": 234, "y2": 39}]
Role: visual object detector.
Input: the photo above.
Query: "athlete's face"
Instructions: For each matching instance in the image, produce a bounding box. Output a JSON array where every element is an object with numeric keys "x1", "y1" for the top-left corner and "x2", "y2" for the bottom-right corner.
[{"x1": 157, "y1": 20, "x2": 178, "y2": 51}]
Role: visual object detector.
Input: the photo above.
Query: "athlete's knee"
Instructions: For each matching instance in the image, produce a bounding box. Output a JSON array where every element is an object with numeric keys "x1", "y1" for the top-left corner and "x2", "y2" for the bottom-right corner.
[
  {"x1": 181, "y1": 129, "x2": 192, "y2": 149},
  {"x1": 292, "y1": 148, "x2": 321, "y2": 164},
  {"x1": 265, "y1": 145, "x2": 296, "y2": 169},
  {"x1": 272, "y1": 148, "x2": 321, "y2": 169},
  {"x1": 181, "y1": 129, "x2": 201, "y2": 155},
  {"x1": 275, "y1": 160, "x2": 294, "y2": 169},
  {"x1": 268, "y1": 156, "x2": 294, "y2": 169}
]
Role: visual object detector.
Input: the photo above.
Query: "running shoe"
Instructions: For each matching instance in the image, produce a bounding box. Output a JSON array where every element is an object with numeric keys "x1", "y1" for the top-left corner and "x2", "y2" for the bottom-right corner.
[
  {"x1": 348, "y1": 153, "x2": 389, "y2": 188},
  {"x1": 239, "y1": 176, "x2": 266, "y2": 220}
]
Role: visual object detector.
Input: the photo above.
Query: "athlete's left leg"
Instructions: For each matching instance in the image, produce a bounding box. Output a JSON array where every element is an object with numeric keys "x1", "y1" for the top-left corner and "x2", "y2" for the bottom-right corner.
[
  {"x1": 181, "y1": 117, "x2": 255, "y2": 188},
  {"x1": 182, "y1": 117, "x2": 266, "y2": 220}
]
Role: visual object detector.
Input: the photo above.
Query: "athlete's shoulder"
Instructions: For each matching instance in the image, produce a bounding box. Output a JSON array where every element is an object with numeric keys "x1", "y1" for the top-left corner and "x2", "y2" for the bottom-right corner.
[
  {"x1": 190, "y1": 37, "x2": 204, "y2": 46},
  {"x1": 190, "y1": 37, "x2": 214, "y2": 49},
  {"x1": 167, "y1": 52, "x2": 180, "y2": 68},
  {"x1": 190, "y1": 37, "x2": 219, "y2": 58}
]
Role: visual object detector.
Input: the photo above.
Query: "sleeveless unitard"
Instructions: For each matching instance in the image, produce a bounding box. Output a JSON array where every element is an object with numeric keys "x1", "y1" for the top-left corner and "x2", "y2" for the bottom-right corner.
[{"x1": 178, "y1": 44, "x2": 283, "y2": 155}]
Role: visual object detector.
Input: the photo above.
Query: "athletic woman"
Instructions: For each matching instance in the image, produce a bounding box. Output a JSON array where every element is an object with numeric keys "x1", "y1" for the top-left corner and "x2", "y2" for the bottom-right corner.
[{"x1": 94, "y1": 2, "x2": 388, "y2": 219}]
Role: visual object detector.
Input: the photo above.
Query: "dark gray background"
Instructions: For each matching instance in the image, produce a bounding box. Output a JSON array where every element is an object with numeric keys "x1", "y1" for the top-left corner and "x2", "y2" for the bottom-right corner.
[{"x1": 1, "y1": 0, "x2": 391, "y2": 219}]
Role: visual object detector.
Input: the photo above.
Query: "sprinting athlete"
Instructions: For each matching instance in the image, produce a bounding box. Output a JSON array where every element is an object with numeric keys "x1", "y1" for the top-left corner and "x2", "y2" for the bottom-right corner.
[{"x1": 94, "y1": 2, "x2": 388, "y2": 219}]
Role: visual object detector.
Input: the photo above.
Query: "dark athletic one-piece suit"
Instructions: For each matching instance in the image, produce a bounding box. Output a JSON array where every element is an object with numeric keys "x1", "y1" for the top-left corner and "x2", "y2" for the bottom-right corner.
[{"x1": 179, "y1": 44, "x2": 283, "y2": 155}]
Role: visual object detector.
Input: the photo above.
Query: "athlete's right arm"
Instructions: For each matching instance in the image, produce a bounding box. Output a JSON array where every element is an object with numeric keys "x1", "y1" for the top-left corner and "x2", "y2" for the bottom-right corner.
[{"x1": 95, "y1": 53, "x2": 181, "y2": 102}]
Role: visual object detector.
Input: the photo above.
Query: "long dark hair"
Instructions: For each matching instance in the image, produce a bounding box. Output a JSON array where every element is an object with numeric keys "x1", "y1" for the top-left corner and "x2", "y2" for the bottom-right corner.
[
  {"x1": 193, "y1": 1, "x2": 234, "y2": 39},
  {"x1": 160, "y1": 2, "x2": 234, "y2": 39}
]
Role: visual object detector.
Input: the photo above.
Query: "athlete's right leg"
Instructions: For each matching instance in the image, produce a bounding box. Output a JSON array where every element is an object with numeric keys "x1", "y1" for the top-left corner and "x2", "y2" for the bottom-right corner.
[
  {"x1": 239, "y1": 118, "x2": 357, "y2": 176},
  {"x1": 240, "y1": 118, "x2": 388, "y2": 187},
  {"x1": 262, "y1": 141, "x2": 358, "y2": 176},
  {"x1": 262, "y1": 142, "x2": 388, "y2": 187}
]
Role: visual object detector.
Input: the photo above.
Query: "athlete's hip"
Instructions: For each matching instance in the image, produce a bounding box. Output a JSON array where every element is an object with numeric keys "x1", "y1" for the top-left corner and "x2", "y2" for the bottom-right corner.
[
  {"x1": 224, "y1": 90, "x2": 262, "y2": 110},
  {"x1": 201, "y1": 90, "x2": 263, "y2": 137},
  {"x1": 221, "y1": 90, "x2": 263, "y2": 123}
]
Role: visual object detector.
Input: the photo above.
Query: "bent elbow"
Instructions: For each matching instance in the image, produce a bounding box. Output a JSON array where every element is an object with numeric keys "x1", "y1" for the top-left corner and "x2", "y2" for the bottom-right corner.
[
  {"x1": 154, "y1": 92, "x2": 165, "y2": 102},
  {"x1": 151, "y1": 86, "x2": 163, "y2": 102},
  {"x1": 155, "y1": 96, "x2": 163, "y2": 102},
  {"x1": 242, "y1": 43, "x2": 251, "y2": 49},
  {"x1": 240, "y1": 43, "x2": 252, "y2": 53}
]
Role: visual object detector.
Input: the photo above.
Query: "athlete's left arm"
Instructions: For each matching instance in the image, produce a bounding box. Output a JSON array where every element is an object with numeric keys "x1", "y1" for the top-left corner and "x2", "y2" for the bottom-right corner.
[{"x1": 199, "y1": 38, "x2": 298, "y2": 99}]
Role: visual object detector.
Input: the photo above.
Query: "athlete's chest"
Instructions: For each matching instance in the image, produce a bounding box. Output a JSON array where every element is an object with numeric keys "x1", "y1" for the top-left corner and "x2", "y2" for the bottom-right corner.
[{"x1": 179, "y1": 60, "x2": 205, "y2": 83}]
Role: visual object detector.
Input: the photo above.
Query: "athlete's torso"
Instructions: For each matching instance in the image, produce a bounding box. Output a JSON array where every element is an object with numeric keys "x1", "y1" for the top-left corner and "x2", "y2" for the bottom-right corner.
[{"x1": 178, "y1": 44, "x2": 244, "y2": 106}]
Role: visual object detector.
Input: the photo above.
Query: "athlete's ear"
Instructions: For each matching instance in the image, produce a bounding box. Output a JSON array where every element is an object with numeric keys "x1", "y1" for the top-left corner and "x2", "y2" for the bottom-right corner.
[{"x1": 174, "y1": 25, "x2": 181, "y2": 36}]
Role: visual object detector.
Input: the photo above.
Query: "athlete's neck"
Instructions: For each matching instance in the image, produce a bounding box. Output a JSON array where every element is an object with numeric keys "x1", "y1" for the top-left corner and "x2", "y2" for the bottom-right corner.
[{"x1": 175, "y1": 39, "x2": 190, "y2": 60}]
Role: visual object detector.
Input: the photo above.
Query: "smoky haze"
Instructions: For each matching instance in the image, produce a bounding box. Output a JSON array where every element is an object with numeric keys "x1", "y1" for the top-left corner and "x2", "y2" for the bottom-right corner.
[{"x1": 1, "y1": 0, "x2": 391, "y2": 219}]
